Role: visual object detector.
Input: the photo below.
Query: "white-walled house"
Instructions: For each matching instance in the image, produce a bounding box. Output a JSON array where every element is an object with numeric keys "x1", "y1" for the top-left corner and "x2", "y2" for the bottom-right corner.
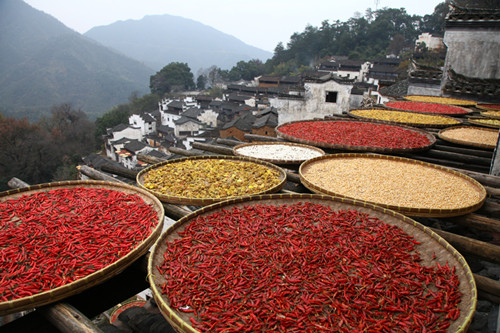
[
  {"x1": 270, "y1": 77, "x2": 352, "y2": 125},
  {"x1": 129, "y1": 113, "x2": 157, "y2": 136},
  {"x1": 416, "y1": 33, "x2": 444, "y2": 51},
  {"x1": 174, "y1": 116, "x2": 203, "y2": 137},
  {"x1": 117, "y1": 140, "x2": 153, "y2": 170}
]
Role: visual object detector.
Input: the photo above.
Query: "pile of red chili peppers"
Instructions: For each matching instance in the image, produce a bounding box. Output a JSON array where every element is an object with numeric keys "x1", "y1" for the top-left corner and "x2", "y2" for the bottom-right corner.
[
  {"x1": 159, "y1": 202, "x2": 462, "y2": 332},
  {"x1": 386, "y1": 101, "x2": 470, "y2": 115},
  {"x1": 278, "y1": 121, "x2": 431, "y2": 149},
  {"x1": 0, "y1": 187, "x2": 158, "y2": 302}
]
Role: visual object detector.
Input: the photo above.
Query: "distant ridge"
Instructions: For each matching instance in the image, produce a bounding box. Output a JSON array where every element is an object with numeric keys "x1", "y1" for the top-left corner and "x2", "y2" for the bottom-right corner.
[
  {"x1": 84, "y1": 14, "x2": 273, "y2": 73},
  {"x1": 0, "y1": 0, "x2": 153, "y2": 120}
]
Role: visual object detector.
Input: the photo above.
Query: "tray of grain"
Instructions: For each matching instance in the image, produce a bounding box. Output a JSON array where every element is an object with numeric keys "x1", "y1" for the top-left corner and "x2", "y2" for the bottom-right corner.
[
  {"x1": 299, "y1": 154, "x2": 486, "y2": 218},
  {"x1": 403, "y1": 95, "x2": 477, "y2": 107},
  {"x1": 233, "y1": 141, "x2": 325, "y2": 165},
  {"x1": 468, "y1": 117, "x2": 500, "y2": 129},
  {"x1": 0, "y1": 180, "x2": 164, "y2": 316},
  {"x1": 348, "y1": 109, "x2": 462, "y2": 128},
  {"x1": 384, "y1": 100, "x2": 473, "y2": 116},
  {"x1": 438, "y1": 126, "x2": 499, "y2": 150},
  {"x1": 275, "y1": 119, "x2": 436, "y2": 153},
  {"x1": 148, "y1": 193, "x2": 476, "y2": 333},
  {"x1": 480, "y1": 111, "x2": 500, "y2": 120},
  {"x1": 136, "y1": 155, "x2": 286, "y2": 205}
]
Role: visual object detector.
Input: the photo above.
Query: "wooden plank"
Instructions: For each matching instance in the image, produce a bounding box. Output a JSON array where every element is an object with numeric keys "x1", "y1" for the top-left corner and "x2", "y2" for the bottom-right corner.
[
  {"x1": 76, "y1": 165, "x2": 125, "y2": 183},
  {"x1": 191, "y1": 142, "x2": 234, "y2": 155},
  {"x1": 431, "y1": 228, "x2": 500, "y2": 265},
  {"x1": 39, "y1": 304, "x2": 103, "y2": 333}
]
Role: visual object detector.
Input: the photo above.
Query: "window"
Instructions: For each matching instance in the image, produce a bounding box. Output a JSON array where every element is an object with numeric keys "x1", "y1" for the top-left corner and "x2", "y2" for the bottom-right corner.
[{"x1": 325, "y1": 91, "x2": 338, "y2": 103}]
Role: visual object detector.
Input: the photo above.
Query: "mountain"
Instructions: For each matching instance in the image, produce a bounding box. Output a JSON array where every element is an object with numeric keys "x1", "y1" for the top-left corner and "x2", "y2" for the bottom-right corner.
[
  {"x1": 0, "y1": 0, "x2": 154, "y2": 120},
  {"x1": 84, "y1": 14, "x2": 273, "y2": 74}
]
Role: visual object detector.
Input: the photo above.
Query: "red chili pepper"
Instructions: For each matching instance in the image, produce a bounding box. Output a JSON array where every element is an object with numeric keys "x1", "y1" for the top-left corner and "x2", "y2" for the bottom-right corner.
[
  {"x1": 386, "y1": 101, "x2": 470, "y2": 115},
  {"x1": 159, "y1": 202, "x2": 463, "y2": 332},
  {"x1": 0, "y1": 187, "x2": 158, "y2": 301},
  {"x1": 278, "y1": 120, "x2": 431, "y2": 149}
]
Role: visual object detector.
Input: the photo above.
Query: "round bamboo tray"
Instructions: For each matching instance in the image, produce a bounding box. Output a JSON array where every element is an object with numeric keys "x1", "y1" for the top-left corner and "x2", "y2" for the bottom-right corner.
[
  {"x1": 384, "y1": 101, "x2": 473, "y2": 117},
  {"x1": 403, "y1": 95, "x2": 477, "y2": 107},
  {"x1": 148, "y1": 194, "x2": 476, "y2": 333},
  {"x1": 438, "y1": 126, "x2": 499, "y2": 150},
  {"x1": 476, "y1": 104, "x2": 500, "y2": 111},
  {"x1": 468, "y1": 118, "x2": 500, "y2": 129},
  {"x1": 275, "y1": 119, "x2": 436, "y2": 153},
  {"x1": 480, "y1": 111, "x2": 500, "y2": 120},
  {"x1": 136, "y1": 155, "x2": 286, "y2": 205},
  {"x1": 348, "y1": 109, "x2": 462, "y2": 128},
  {"x1": 299, "y1": 154, "x2": 486, "y2": 218},
  {"x1": 233, "y1": 141, "x2": 325, "y2": 165},
  {"x1": 0, "y1": 180, "x2": 165, "y2": 316}
]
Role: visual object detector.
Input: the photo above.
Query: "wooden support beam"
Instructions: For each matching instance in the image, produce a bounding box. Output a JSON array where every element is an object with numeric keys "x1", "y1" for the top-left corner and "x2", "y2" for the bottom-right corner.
[
  {"x1": 243, "y1": 134, "x2": 285, "y2": 142},
  {"x1": 167, "y1": 146, "x2": 202, "y2": 157},
  {"x1": 431, "y1": 228, "x2": 500, "y2": 265},
  {"x1": 216, "y1": 138, "x2": 244, "y2": 147},
  {"x1": 39, "y1": 303, "x2": 103, "y2": 333},
  {"x1": 433, "y1": 143, "x2": 493, "y2": 159},
  {"x1": 445, "y1": 214, "x2": 500, "y2": 234},
  {"x1": 100, "y1": 163, "x2": 138, "y2": 180},
  {"x1": 423, "y1": 149, "x2": 492, "y2": 166},
  {"x1": 76, "y1": 165, "x2": 125, "y2": 183},
  {"x1": 191, "y1": 142, "x2": 234, "y2": 155}
]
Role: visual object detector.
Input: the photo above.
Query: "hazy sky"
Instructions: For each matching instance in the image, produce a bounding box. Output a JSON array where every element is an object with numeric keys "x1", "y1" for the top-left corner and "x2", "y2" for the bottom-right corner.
[{"x1": 23, "y1": 0, "x2": 443, "y2": 52}]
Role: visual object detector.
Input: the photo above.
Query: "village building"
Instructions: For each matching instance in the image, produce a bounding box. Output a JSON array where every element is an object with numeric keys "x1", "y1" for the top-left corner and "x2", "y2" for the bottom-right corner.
[
  {"x1": 219, "y1": 113, "x2": 257, "y2": 141},
  {"x1": 415, "y1": 32, "x2": 445, "y2": 51},
  {"x1": 441, "y1": 4, "x2": 500, "y2": 100},
  {"x1": 270, "y1": 71, "x2": 352, "y2": 125},
  {"x1": 129, "y1": 113, "x2": 156, "y2": 136}
]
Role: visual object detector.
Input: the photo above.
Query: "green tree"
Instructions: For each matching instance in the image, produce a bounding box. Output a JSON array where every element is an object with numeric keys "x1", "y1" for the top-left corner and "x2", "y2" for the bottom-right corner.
[
  {"x1": 94, "y1": 103, "x2": 132, "y2": 147},
  {"x1": 0, "y1": 117, "x2": 55, "y2": 190},
  {"x1": 228, "y1": 60, "x2": 265, "y2": 81},
  {"x1": 150, "y1": 62, "x2": 195, "y2": 95},
  {"x1": 197, "y1": 75, "x2": 207, "y2": 90}
]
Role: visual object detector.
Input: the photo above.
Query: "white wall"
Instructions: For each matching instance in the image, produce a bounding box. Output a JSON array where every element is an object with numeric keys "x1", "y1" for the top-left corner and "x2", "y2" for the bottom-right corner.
[{"x1": 270, "y1": 80, "x2": 352, "y2": 125}]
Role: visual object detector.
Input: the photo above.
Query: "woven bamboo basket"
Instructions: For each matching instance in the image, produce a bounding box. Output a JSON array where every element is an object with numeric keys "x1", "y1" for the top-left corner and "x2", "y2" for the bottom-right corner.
[
  {"x1": 467, "y1": 117, "x2": 500, "y2": 129},
  {"x1": 275, "y1": 119, "x2": 436, "y2": 153},
  {"x1": 299, "y1": 154, "x2": 486, "y2": 218},
  {"x1": 148, "y1": 194, "x2": 476, "y2": 333},
  {"x1": 136, "y1": 155, "x2": 286, "y2": 205},
  {"x1": 403, "y1": 95, "x2": 477, "y2": 107},
  {"x1": 383, "y1": 101, "x2": 473, "y2": 117},
  {"x1": 438, "y1": 126, "x2": 499, "y2": 150},
  {"x1": 480, "y1": 111, "x2": 500, "y2": 120},
  {"x1": 475, "y1": 104, "x2": 500, "y2": 111},
  {"x1": 348, "y1": 109, "x2": 463, "y2": 128},
  {"x1": 0, "y1": 180, "x2": 165, "y2": 316},
  {"x1": 233, "y1": 141, "x2": 325, "y2": 165}
]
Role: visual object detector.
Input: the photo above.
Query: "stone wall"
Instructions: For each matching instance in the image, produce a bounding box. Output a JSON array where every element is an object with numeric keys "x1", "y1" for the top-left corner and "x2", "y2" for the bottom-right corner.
[{"x1": 443, "y1": 30, "x2": 500, "y2": 80}]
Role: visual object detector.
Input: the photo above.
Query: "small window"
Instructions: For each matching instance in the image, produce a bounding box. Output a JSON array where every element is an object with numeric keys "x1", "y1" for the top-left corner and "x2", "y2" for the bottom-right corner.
[{"x1": 326, "y1": 91, "x2": 338, "y2": 103}]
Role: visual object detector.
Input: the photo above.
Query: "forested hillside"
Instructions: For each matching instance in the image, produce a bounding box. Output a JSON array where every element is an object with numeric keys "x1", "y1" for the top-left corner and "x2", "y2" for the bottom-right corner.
[{"x1": 0, "y1": 0, "x2": 153, "y2": 121}]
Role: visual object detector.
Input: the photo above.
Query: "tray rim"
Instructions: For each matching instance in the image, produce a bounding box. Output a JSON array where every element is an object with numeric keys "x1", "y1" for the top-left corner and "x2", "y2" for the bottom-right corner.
[
  {"x1": 232, "y1": 141, "x2": 325, "y2": 165},
  {"x1": 438, "y1": 125, "x2": 499, "y2": 150},
  {"x1": 148, "y1": 193, "x2": 477, "y2": 333},
  {"x1": 0, "y1": 180, "x2": 165, "y2": 316},
  {"x1": 299, "y1": 153, "x2": 487, "y2": 218},
  {"x1": 136, "y1": 155, "x2": 287, "y2": 205},
  {"x1": 275, "y1": 118, "x2": 437, "y2": 153},
  {"x1": 348, "y1": 108, "x2": 463, "y2": 128}
]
